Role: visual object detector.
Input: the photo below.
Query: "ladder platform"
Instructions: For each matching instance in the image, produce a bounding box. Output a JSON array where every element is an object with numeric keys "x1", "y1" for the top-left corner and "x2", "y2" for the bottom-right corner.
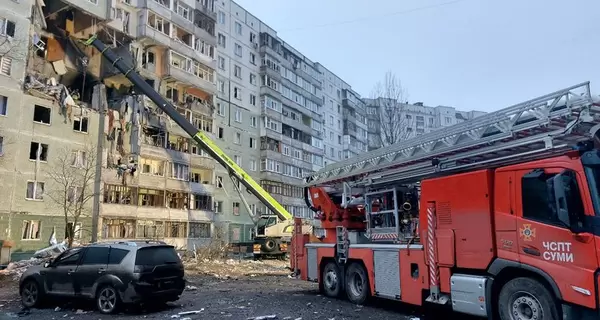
[{"x1": 305, "y1": 82, "x2": 600, "y2": 187}]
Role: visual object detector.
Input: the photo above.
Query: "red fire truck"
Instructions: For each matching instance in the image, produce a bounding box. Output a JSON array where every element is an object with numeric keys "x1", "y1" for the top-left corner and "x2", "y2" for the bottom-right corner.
[{"x1": 291, "y1": 82, "x2": 600, "y2": 320}]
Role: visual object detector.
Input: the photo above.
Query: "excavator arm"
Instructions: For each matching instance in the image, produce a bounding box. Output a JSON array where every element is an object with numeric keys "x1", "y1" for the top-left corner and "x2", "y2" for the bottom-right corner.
[{"x1": 83, "y1": 35, "x2": 292, "y2": 222}]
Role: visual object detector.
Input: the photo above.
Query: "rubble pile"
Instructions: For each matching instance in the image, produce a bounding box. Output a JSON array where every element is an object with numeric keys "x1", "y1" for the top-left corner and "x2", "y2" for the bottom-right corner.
[
  {"x1": 184, "y1": 258, "x2": 290, "y2": 279},
  {"x1": 0, "y1": 257, "x2": 52, "y2": 281}
]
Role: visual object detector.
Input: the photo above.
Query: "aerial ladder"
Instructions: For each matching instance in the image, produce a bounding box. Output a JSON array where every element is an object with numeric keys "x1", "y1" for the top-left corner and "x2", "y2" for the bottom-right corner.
[{"x1": 82, "y1": 35, "x2": 295, "y2": 258}]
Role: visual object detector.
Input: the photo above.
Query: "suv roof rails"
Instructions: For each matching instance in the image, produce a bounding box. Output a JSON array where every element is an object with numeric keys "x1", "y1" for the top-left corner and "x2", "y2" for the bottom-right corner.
[{"x1": 94, "y1": 240, "x2": 168, "y2": 247}]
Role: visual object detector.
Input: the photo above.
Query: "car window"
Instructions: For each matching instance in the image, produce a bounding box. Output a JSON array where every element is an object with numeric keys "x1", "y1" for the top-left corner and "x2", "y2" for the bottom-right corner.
[
  {"x1": 108, "y1": 248, "x2": 129, "y2": 265},
  {"x1": 55, "y1": 248, "x2": 83, "y2": 266},
  {"x1": 81, "y1": 247, "x2": 109, "y2": 265},
  {"x1": 135, "y1": 246, "x2": 180, "y2": 265}
]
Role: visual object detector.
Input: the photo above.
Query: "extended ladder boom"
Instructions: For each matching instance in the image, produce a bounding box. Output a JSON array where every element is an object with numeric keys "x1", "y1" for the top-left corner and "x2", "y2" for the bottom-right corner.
[
  {"x1": 306, "y1": 82, "x2": 600, "y2": 187},
  {"x1": 83, "y1": 35, "x2": 292, "y2": 222}
]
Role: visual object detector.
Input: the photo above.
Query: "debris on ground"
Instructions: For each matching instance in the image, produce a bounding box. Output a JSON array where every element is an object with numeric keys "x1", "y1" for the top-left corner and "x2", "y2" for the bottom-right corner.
[
  {"x1": 248, "y1": 315, "x2": 278, "y2": 320},
  {"x1": 0, "y1": 257, "x2": 53, "y2": 281},
  {"x1": 183, "y1": 258, "x2": 290, "y2": 279}
]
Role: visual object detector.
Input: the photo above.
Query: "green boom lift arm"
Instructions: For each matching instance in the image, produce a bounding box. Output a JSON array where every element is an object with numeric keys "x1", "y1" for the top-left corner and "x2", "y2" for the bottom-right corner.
[{"x1": 82, "y1": 35, "x2": 292, "y2": 222}]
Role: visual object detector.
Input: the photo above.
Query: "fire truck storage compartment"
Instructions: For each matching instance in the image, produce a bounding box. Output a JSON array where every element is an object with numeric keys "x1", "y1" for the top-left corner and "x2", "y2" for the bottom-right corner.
[
  {"x1": 307, "y1": 247, "x2": 318, "y2": 281},
  {"x1": 420, "y1": 169, "x2": 495, "y2": 270},
  {"x1": 450, "y1": 274, "x2": 489, "y2": 317},
  {"x1": 373, "y1": 248, "x2": 401, "y2": 299}
]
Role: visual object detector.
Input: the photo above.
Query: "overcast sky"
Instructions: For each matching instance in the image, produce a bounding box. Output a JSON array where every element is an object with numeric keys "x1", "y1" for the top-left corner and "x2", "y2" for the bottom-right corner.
[{"x1": 234, "y1": 0, "x2": 599, "y2": 113}]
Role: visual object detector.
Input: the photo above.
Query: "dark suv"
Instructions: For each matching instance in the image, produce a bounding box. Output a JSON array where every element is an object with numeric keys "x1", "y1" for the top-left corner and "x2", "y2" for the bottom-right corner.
[{"x1": 19, "y1": 241, "x2": 186, "y2": 314}]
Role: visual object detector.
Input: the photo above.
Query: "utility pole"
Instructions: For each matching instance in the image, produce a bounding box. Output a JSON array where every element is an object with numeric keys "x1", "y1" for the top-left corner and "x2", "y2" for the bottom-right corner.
[{"x1": 91, "y1": 84, "x2": 107, "y2": 242}]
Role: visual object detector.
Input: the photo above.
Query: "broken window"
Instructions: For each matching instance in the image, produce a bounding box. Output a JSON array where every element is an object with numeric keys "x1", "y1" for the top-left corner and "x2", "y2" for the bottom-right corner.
[
  {"x1": 29, "y1": 142, "x2": 48, "y2": 161},
  {"x1": 73, "y1": 117, "x2": 88, "y2": 133},
  {"x1": 191, "y1": 194, "x2": 211, "y2": 210},
  {"x1": 136, "y1": 220, "x2": 163, "y2": 238},
  {"x1": 138, "y1": 188, "x2": 164, "y2": 207},
  {"x1": 0, "y1": 95, "x2": 6, "y2": 115},
  {"x1": 140, "y1": 158, "x2": 164, "y2": 176},
  {"x1": 167, "y1": 191, "x2": 189, "y2": 209},
  {"x1": 233, "y1": 202, "x2": 240, "y2": 216},
  {"x1": 26, "y1": 181, "x2": 44, "y2": 200},
  {"x1": 165, "y1": 221, "x2": 186, "y2": 238},
  {"x1": 217, "y1": 127, "x2": 224, "y2": 139},
  {"x1": 141, "y1": 50, "x2": 155, "y2": 67},
  {"x1": 0, "y1": 18, "x2": 15, "y2": 38},
  {"x1": 103, "y1": 184, "x2": 137, "y2": 204},
  {"x1": 170, "y1": 162, "x2": 189, "y2": 181},
  {"x1": 215, "y1": 201, "x2": 223, "y2": 213},
  {"x1": 0, "y1": 56, "x2": 11, "y2": 76},
  {"x1": 67, "y1": 186, "x2": 84, "y2": 203},
  {"x1": 103, "y1": 219, "x2": 136, "y2": 239},
  {"x1": 22, "y1": 220, "x2": 41, "y2": 240},
  {"x1": 249, "y1": 138, "x2": 255, "y2": 148},
  {"x1": 216, "y1": 176, "x2": 223, "y2": 188},
  {"x1": 188, "y1": 222, "x2": 210, "y2": 238},
  {"x1": 33, "y1": 105, "x2": 51, "y2": 124},
  {"x1": 70, "y1": 150, "x2": 87, "y2": 168}
]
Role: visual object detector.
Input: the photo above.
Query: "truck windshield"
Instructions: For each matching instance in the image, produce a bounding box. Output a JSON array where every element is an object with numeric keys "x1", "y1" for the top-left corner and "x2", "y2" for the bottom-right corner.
[{"x1": 584, "y1": 165, "x2": 600, "y2": 216}]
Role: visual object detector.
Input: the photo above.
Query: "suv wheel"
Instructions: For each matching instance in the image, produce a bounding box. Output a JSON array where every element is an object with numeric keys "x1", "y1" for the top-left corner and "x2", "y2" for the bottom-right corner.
[
  {"x1": 21, "y1": 280, "x2": 42, "y2": 308},
  {"x1": 96, "y1": 285, "x2": 120, "y2": 314}
]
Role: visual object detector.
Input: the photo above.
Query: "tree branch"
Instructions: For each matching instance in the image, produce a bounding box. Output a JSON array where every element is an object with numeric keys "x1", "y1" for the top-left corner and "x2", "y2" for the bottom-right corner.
[{"x1": 369, "y1": 71, "x2": 411, "y2": 147}]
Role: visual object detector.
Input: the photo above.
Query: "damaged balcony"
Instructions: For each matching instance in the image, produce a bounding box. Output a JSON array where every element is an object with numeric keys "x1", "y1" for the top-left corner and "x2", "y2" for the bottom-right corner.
[
  {"x1": 195, "y1": 0, "x2": 217, "y2": 21},
  {"x1": 46, "y1": 0, "x2": 111, "y2": 21},
  {"x1": 164, "y1": 50, "x2": 216, "y2": 94},
  {"x1": 140, "y1": 11, "x2": 216, "y2": 69}
]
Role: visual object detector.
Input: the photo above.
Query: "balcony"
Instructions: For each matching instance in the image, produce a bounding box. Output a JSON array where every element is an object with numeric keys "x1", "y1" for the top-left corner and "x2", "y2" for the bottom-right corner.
[
  {"x1": 54, "y1": 0, "x2": 110, "y2": 20},
  {"x1": 195, "y1": 2, "x2": 217, "y2": 21},
  {"x1": 260, "y1": 149, "x2": 313, "y2": 171},
  {"x1": 259, "y1": 45, "x2": 281, "y2": 60},
  {"x1": 261, "y1": 106, "x2": 282, "y2": 121},
  {"x1": 259, "y1": 85, "x2": 282, "y2": 99},
  {"x1": 101, "y1": 203, "x2": 213, "y2": 221},
  {"x1": 164, "y1": 51, "x2": 216, "y2": 93},
  {"x1": 259, "y1": 65, "x2": 281, "y2": 80}
]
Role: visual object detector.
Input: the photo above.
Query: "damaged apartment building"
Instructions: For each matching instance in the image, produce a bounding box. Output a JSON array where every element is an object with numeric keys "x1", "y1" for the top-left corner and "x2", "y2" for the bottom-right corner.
[{"x1": 0, "y1": 0, "x2": 225, "y2": 253}]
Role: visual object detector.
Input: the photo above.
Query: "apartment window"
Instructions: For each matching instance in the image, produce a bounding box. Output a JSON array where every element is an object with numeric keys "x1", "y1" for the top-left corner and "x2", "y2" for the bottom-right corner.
[
  {"x1": 217, "y1": 103, "x2": 225, "y2": 116},
  {"x1": 33, "y1": 105, "x2": 51, "y2": 124},
  {"x1": 445, "y1": 117, "x2": 452, "y2": 124},
  {"x1": 73, "y1": 117, "x2": 89, "y2": 133},
  {"x1": 249, "y1": 73, "x2": 257, "y2": 85},
  {"x1": 235, "y1": 21, "x2": 242, "y2": 35},
  {"x1": 234, "y1": 155, "x2": 242, "y2": 166},
  {"x1": 0, "y1": 56, "x2": 12, "y2": 76},
  {"x1": 0, "y1": 95, "x2": 6, "y2": 115},
  {"x1": 218, "y1": 56, "x2": 225, "y2": 70},
  {"x1": 233, "y1": 87, "x2": 242, "y2": 100},
  {"x1": 249, "y1": 53, "x2": 256, "y2": 65},
  {"x1": 175, "y1": 0, "x2": 192, "y2": 21},
  {"x1": 234, "y1": 43, "x2": 242, "y2": 57},
  {"x1": 0, "y1": 18, "x2": 16, "y2": 38},
  {"x1": 250, "y1": 116, "x2": 257, "y2": 128},
  {"x1": 66, "y1": 222, "x2": 82, "y2": 240},
  {"x1": 170, "y1": 162, "x2": 189, "y2": 181},
  {"x1": 217, "y1": 127, "x2": 224, "y2": 139},
  {"x1": 216, "y1": 176, "x2": 224, "y2": 188},
  {"x1": 189, "y1": 222, "x2": 211, "y2": 238},
  {"x1": 338, "y1": 135, "x2": 342, "y2": 144},
  {"x1": 29, "y1": 142, "x2": 48, "y2": 161},
  {"x1": 249, "y1": 32, "x2": 256, "y2": 44},
  {"x1": 249, "y1": 159, "x2": 257, "y2": 171},
  {"x1": 22, "y1": 220, "x2": 41, "y2": 240},
  {"x1": 26, "y1": 181, "x2": 44, "y2": 200},
  {"x1": 215, "y1": 201, "x2": 223, "y2": 213},
  {"x1": 165, "y1": 221, "x2": 186, "y2": 238},
  {"x1": 329, "y1": 116, "x2": 333, "y2": 125},
  {"x1": 67, "y1": 186, "x2": 84, "y2": 203},
  {"x1": 233, "y1": 202, "x2": 240, "y2": 215},
  {"x1": 217, "y1": 11, "x2": 225, "y2": 24},
  {"x1": 70, "y1": 150, "x2": 87, "y2": 168},
  {"x1": 218, "y1": 33, "x2": 226, "y2": 47},
  {"x1": 234, "y1": 65, "x2": 242, "y2": 78},
  {"x1": 0, "y1": 136, "x2": 3, "y2": 155},
  {"x1": 234, "y1": 132, "x2": 241, "y2": 144},
  {"x1": 217, "y1": 80, "x2": 225, "y2": 93},
  {"x1": 249, "y1": 94, "x2": 256, "y2": 106},
  {"x1": 234, "y1": 108, "x2": 242, "y2": 122}
]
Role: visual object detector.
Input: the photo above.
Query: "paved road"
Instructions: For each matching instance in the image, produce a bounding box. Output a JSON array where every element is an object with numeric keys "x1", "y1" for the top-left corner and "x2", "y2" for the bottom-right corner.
[{"x1": 0, "y1": 274, "x2": 479, "y2": 320}]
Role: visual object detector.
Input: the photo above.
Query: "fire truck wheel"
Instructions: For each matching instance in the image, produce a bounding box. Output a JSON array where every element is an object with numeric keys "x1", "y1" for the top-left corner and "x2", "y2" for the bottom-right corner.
[
  {"x1": 321, "y1": 262, "x2": 342, "y2": 298},
  {"x1": 498, "y1": 277, "x2": 560, "y2": 320},
  {"x1": 345, "y1": 263, "x2": 369, "y2": 305}
]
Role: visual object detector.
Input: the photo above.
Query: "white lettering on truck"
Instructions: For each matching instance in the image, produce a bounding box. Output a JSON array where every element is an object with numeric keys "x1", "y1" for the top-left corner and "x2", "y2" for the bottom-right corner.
[{"x1": 542, "y1": 241, "x2": 573, "y2": 262}]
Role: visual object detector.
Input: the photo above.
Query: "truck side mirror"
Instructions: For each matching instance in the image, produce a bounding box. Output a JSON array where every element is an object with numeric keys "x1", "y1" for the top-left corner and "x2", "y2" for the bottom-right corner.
[{"x1": 552, "y1": 171, "x2": 573, "y2": 229}]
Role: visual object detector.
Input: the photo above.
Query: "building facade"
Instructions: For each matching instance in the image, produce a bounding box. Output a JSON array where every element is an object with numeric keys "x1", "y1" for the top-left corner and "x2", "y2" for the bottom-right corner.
[{"x1": 364, "y1": 99, "x2": 486, "y2": 150}]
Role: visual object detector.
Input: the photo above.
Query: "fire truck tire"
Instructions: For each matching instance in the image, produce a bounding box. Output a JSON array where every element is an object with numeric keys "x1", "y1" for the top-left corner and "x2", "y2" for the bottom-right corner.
[
  {"x1": 321, "y1": 262, "x2": 342, "y2": 298},
  {"x1": 345, "y1": 263, "x2": 369, "y2": 305},
  {"x1": 498, "y1": 277, "x2": 560, "y2": 320},
  {"x1": 262, "y1": 239, "x2": 277, "y2": 252}
]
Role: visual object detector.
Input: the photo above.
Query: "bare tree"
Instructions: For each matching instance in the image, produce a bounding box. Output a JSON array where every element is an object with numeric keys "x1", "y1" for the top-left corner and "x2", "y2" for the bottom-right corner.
[
  {"x1": 369, "y1": 71, "x2": 411, "y2": 147},
  {"x1": 45, "y1": 143, "x2": 99, "y2": 247}
]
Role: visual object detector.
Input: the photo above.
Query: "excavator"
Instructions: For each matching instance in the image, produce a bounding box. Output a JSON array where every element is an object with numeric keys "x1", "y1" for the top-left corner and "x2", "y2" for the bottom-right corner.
[{"x1": 82, "y1": 35, "x2": 300, "y2": 260}]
